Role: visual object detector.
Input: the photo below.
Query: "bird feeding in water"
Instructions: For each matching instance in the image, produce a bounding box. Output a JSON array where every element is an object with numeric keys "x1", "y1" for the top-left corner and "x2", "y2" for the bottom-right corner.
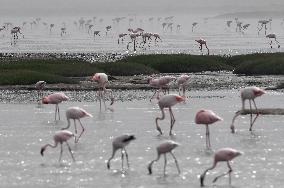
[
  {"x1": 147, "y1": 140, "x2": 181, "y2": 175},
  {"x1": 200, "y1": 148, "x2": 242, "y2": 187},
  {"x1": 40, "y1": 130, "x2": 75, "y2": 162},
  {"x1": 155, "y1": 94, "x2": 185, "y2": 135},
  {"x1": 231, "y1": 86, "x2": 266, "y2": 133},
  {"x1": 107, "y1": 134, "x2": 136, "y2": 170}
]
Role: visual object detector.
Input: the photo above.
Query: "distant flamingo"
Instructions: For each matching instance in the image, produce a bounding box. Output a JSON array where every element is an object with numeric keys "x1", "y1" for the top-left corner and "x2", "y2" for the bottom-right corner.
[
  {"x1": 49, "y1": 24, "x2": 54, "y2": 33},
  {"x1": 107, "y1": 134, "x2": 136, "y2": 170},
  {"x1": 105, "y1": 25, "x2": 112, "y2": 36},
  {"x1": 195, "y1": 39, "x2": 209, "y2": 55},
  {"x1": 177, "y1": 74, "x2": 190, "y2": 96},
  {"x1": 93, "y1": 31, "x2": 100, "y2": 40},
  {"x1": 226, "y1": 20, "x2": 232, "y2": 27},
  {"x1": 231, "y1": 86, "x2": 266, "y2": 133},
  {"x1": 148, "y1": 140, "x2": 180, "y2": 175},
  {"x1": 42, "y1": 92, "x2": 69, "y2": 120},
  {"x1": 60, "y1": 27, "x2": 66, "y2": 37},
  {"x1": 62, "y1": 107, "x2": 93, "y2": 143},
  {"x1": 266, "y1": 33, "x2": 280, "y2": 48},
  {"x1": 258, "y1": 20, "x2": 270, "y2": 35},
  {"x1": 192, "y1": 22, "x2": 198, "y2": 32},
  {"x1": 40, "y1": 130, "x2": 75, "y2": 162},
  {"x1": 148, "y1": 76, "x2": 175, "y2": 102},
  {"x1": 92, "y1": 73, "x2": 114, "y2": 111},
  {"x1": 195, "y1": 109, "x2": 223, "y2": 149},
  {"x1": 155, "y1": 94, "x2": 185, "y2": 135},
  {"x1": 11, "y1": 27, "x2": 23, "y2": 45},
  {"x1": 118, "y1": 33, "x2": 128, "y2": 44},
  {"x1": 200, "y1": 148, "x2": 242, "y2": 187},
  {"x1": 35, "y1": 81, "x2": 46, "y2": 103}
]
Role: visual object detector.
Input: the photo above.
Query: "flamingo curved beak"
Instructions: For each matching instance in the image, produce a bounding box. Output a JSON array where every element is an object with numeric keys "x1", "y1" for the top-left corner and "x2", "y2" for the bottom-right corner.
[{"x1": 40, "y1": 148, "x2": 45, "y2": 156}]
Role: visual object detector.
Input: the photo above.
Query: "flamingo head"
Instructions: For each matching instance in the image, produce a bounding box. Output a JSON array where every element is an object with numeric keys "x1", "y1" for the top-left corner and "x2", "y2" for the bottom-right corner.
[
  {"x1": 253, "y1": 88, "x2": 266, "y2": 97},
  {"x1": 42, "y1": 97, "x2": 49, "y2": 104},
  {"x1": 175, "y1": 95, "x2": 185, "y2": 102}
]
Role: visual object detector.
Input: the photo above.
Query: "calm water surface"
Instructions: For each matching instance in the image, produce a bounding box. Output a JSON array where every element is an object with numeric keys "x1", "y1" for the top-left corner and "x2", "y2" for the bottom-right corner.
[{"x1": 0, "y1": 89, "x2": 283, "y2": 188}]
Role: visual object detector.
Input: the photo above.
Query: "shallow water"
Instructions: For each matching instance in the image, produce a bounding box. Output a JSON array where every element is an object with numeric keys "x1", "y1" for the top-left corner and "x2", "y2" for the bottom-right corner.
[
  {"x1": 0, "y1": 89, "x2": 283, "y2": 188},
  {"x1": 1, "y1": 14, "x2": 284, "y2": 55}
]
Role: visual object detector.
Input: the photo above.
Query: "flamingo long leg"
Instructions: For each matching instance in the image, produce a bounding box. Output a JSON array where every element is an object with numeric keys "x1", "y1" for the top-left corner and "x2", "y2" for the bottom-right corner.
[
  {"x1": 66, "y1": 141, "x2": 75, "y2": 162},
  {"x1": 163, "y1": 154, "x2": 167, "y2": 175},
  {"x1": 212, "y1": 161, "x2": 232, "y2": 184},
  {"x1": 124, "y1": 148, "x2": 129, "y2": 168},
  {"x1": 169, "y1": 107, "x2": 176, "y2": 135},
  {"x1": 170, "y1": 151, "x2": 181, "y2": 174},
  {"x1": 75, "y1": 119, "x2": 85, "y2": 143}
]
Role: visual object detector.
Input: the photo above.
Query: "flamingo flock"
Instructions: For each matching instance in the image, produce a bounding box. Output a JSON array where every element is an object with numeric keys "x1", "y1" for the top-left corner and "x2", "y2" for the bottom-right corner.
[
  {"x1": 35, "y1": 73, "x2": 271, "y2": 187},
  {"x1": 1, "y1": 15, "x2": 283, "y2": 52}
]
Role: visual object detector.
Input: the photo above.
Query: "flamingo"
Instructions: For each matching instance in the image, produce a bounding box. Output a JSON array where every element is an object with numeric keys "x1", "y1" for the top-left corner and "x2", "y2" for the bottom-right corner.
[
  {"x1": 107, "y1": 134, "x2": 136, "y2": 170},
  {"x1": 266, "y1": 33, "x2": 280, "y2": 48},
  {"x1": 92, "y1": 73, "x2": 114, "y2": 111},
  {"x1": 258, "y1": 20, "x2": 270, "y2": 35},
  {"x1": 177, "y1": 74, "x2": 190, "y2": 97},
  {"x1": 192, "y1": 22, "x2": 198, "y2": 32},
  {"x1": 35, "y1": 81, "x2": 46, "y2": 103},
  {"x1": 195, "y1": 39, "x2": 209, "y2": 55},
  {"x1": 231, "y1": 87, "x2": 266, "y2": 133},
  {"x1": 62, "y1": 107, "x2": 93, "y2": 143},
  {"x1": 148, "y1": 76, "x2": 175, "y2": 102},
  {"x1": 93, "y1": 31, "x2": 100, "y2": 40},
  {"x1": 195, "y1": 109, "x2": 223, "y2": 149},
  {"x1": 200, "y1": 148, "x2": 242, "y2": 187},
  {"x1": 60, "y1": 27, "x2": 66, "y2": 37},
  {"x1": 118, "y1": 33, "x2": 128, "y2": 44},
  {"x1": 11, "y1": 27, "x2": 23, "y2": 45},
  {"x1": 105, "y1": 25, "x2": 111, "y2": 36},
  {"x1": 148, "y1": 140, "x2": 180, "y2": 175},
  {"x1": 42, "y1": 92, "x2": 69, "y2": 121},
  {"x1": 155, "y1": 94, "x2": 185, "y2": 135},
  {"x1": 49, "y1": 24, "x2": 54, "y2": 33},
  {"x1": 40, "y1": 130, "x2": 75, "y2": 162},
  {"x1": 226, "y1": 20, "x2": 232, "y2": 27}
]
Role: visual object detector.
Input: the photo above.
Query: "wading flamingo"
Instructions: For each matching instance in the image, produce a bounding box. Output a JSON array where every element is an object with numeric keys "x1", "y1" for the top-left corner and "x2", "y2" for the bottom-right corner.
[
  {"x1": 177, "y1": 74, "x2": 190, "y2": 97},
  {"x1": 192, "y1": 22, "x2": 198, "y2": 32},
  {"x1": 155, "y1": 94, "x2": 185, "y2": 135},
  {"x1": 148, "y1": 140, "x2": 180, "y2": 175},
  {"x1": 231, "y1": 86, "x2": 266, "y2": 133},
  {"x1": 266, "y1": 33, "x2": 280, "y2": 48},
  {"x1": 107, "y1": 134, "x2": 136, "y2": 170},
  {"x1": 200, "y1": 148, "x2": 242, "y2": 187},
  {"x1": 42, "y1": 92, "x2": 69, "y2": 121},
  {"x1": 195, "y1": 109, "x2": 223, "y2": 149},
  {"x1": 93, "y1": 31, "x2": 100, "y2": 40},
  {"x1": 62, "y1": 107, "x2": 93, "y2": 143},
  {"x1": 35, "y1": 81, "x2": 46, "y2": 103},
  {"x1": 148, "y1": 75, "x2": 175, "y2": 101},
  {"x1": 195, "y1": 38, "x2": 209, "y2": 55},
  {"x1": 11, "y1": 27, "x2": 23, "y2": 45},
  {"x1": 40, "y1": 130, "x2": 75, "y2": 162},
  {"x1": 92, "y1": 73, "x2": 114, "y2": 111}
]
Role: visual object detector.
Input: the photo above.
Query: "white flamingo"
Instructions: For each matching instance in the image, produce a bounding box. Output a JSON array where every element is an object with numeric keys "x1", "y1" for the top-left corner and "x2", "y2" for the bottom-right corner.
[
  {"x1": 107, "y1": 134, "x2": 136, "y2": 170},
  {"x1": 148, "y1": 140, "x2": 181, "y2": 175}
]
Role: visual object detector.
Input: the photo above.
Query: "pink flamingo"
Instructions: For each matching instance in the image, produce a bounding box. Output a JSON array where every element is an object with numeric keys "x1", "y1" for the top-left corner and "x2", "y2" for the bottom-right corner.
[
  {"x1": 92, "y1": 73, "x2": 114, "y2": 111},
  {"x1": 200, "y1": 148, "x2": 242, "y2": 187},
  {"x1": 35, "y1": 81, "x2": 46, "y2": 103},
  {"x1": 107, "y1": 134, "x2": 136, "y2": 170},
  {"x1": 118, "y1": 33, "x2": 128, "y2": 44},
  {"x1": 266, "y1": 33, "x2": 280, "y2": 48},
  {"x1": 42, "y1": 92, "x2": 69, "y2": 120},
  {"x1": 40, "y1": 130, "x2": 75, "y2": 162},
  {"x1": 231, "y1": 86, "x2": 266, "y2": 133},
  {"x1": 148, "y1": 140, "x2": 180, "y2": 175},
  {"x1": 155, "y1": 94, "x2": 185, "y2": 135},
  {"x1": 62, "y1": 107, "x2": 93, "y2": 143},
  {"x1": 148, "y1": 76, "x2": 175, "y2": 101},
  {"x1": 177, "y1": 74, "x2": 190, "y2": 96},
  {"x1": 195, "y1": 38, "x2": 209, "y2": 55},
  {"x1": 195, "y1": 109, "x2": 223, "y2": 149}
]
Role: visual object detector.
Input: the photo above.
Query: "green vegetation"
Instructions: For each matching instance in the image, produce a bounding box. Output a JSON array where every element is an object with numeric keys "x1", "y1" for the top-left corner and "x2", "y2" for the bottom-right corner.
[{"x1": 0, "y1": 53, "x2": 283, "y2": 85}]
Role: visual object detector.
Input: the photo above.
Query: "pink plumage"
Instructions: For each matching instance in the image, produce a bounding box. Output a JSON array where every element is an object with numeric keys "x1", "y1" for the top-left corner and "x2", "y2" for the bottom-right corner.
[{"x1": 195, "y1": 109, "x2": 222, "y2": 149}]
